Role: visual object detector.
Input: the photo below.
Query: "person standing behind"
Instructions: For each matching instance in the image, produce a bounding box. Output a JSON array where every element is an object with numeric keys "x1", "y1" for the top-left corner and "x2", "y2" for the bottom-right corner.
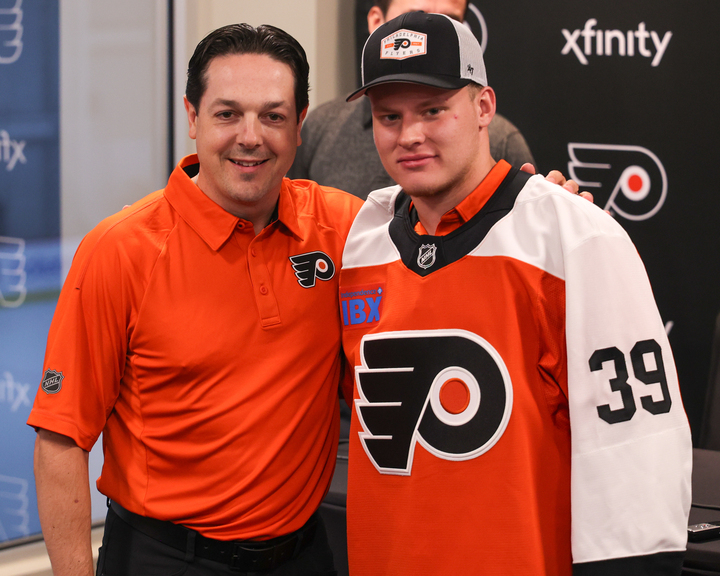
[
  {"x1": 288, "y1": 0, "x2": 535, "y2": 199},
  {"x1": 28, "y1": 24, "x2": 361, "y2": 576},
  {"x1": 339, "y1": 11, "x2": 691, "y2": 575}
]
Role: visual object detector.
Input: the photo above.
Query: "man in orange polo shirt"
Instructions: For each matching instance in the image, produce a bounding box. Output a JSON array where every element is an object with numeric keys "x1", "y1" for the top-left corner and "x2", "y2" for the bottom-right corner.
[
  {"x1": 339, "y1": 11, "x2": 692, "y2": 575},
  {"x1": 28, "y1": 24, "x2": 362, "y2": 576}
]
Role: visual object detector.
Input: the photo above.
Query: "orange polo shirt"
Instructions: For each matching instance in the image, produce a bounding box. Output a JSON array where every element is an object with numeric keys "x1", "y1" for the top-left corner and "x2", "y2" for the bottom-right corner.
[
  {"x1": 28, "y1": 155, "x2": 362, "y2": 540},
  {"x1": 413, "y1": 160, "x2": 512, "y2": 235}
]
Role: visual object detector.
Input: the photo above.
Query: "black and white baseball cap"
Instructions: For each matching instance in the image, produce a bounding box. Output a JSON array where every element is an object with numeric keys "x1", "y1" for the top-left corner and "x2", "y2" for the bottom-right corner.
[{"x1": 347, "y1": 11, "x2": 487, "y2": 102}]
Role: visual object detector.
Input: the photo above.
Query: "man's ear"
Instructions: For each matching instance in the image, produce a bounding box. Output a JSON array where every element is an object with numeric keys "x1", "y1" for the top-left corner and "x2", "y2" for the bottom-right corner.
[
  {"x1": 184, "y1": 95, "x2": 198, "y2": 140},
  {"x1": 296, "y1": 105, "x2": 309, "y2": 146},
  {"x1": 367, "y1": 6, "x2": 385, "y2": 34}
]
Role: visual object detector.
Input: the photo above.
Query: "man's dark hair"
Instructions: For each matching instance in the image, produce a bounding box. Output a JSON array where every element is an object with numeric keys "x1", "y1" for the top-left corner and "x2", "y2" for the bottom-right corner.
[{"x1": 186, "y1": 23, "x2": 310, "y2": 121}]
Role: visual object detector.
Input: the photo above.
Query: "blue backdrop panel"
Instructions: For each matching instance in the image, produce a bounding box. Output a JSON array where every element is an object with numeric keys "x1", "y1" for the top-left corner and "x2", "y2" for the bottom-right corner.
[{"x1": 0, "y1": 0, "x2": 60, "y2": 544}]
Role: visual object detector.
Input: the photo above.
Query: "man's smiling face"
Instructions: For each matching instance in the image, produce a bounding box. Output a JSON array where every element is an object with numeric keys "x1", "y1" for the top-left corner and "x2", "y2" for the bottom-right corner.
[{"x1": 185, "y1": 52, "x2": 304, "y2": 219}]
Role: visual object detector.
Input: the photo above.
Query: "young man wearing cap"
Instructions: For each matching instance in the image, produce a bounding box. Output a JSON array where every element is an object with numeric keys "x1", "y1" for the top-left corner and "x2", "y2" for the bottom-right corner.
[
  {"x1": 339, "y1": 11, "x2": 691, "y2": 575},
  {"x1": 288, "y1": 0, "x2": 536, "y2": 200}
]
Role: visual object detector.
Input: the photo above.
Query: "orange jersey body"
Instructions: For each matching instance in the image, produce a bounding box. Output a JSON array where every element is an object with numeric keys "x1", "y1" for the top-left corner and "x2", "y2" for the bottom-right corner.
[
  {"x1": 340, "y1": 164, "x2": 691, "y2": 575},
  {"x1": 28, "y1": 155, "x2": 362, "y2": 540}
]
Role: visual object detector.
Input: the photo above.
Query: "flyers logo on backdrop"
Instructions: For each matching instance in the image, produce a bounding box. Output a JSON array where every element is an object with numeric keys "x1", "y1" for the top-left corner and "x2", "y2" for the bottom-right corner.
[
  {"x1": 0, "y1": 0, "x2": 24, "y2": 65},
  {"x1": 464, "y1": 3, "x2": 488, "y2": 54},
  {"x1": 567, "y1": 143, "x2": 667, "y2": 221}
]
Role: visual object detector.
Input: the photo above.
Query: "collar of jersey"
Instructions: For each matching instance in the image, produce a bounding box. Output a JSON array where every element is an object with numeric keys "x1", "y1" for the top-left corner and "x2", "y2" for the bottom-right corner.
[{"x1": 164, "y1": 155, "x2": 303, "y2": 251}]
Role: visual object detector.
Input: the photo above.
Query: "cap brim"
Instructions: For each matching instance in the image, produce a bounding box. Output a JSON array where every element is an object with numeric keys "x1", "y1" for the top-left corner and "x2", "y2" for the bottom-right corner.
[{"x1": 346, "y1": 73, "x2": 471, "y2": 102}]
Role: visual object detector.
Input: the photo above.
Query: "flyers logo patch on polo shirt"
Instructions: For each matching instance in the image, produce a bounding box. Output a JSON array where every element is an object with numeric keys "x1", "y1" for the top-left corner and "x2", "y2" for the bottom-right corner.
[{"x1": 289, "y1": 251, "x2": 335, "y2": 288}]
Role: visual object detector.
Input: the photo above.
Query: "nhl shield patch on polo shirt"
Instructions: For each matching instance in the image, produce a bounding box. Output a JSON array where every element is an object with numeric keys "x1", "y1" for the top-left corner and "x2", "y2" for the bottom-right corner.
[
  {"x1": 381, "y1": 29, "x2": 427, "y2": 60},
  {"x1": 41, "y1": 369, "x2": 63, "y2": 394},
  {"x1": 341, "y1": 284, "x2": 385, "y2": 328}
]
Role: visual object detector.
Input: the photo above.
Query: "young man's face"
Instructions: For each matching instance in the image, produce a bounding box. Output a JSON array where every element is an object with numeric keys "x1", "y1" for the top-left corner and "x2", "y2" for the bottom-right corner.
[
  {"x1": 369, "y1": 82, "x2": 489, "y2": 202},
  {"x1": 185, "y1": 53, "x2": 304, "y2": 218}
]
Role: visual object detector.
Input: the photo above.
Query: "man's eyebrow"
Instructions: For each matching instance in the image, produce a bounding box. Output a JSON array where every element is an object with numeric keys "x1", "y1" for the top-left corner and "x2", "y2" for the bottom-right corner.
[{"x1": 210, "y1": 98, "x2": 290, "y2": 110}]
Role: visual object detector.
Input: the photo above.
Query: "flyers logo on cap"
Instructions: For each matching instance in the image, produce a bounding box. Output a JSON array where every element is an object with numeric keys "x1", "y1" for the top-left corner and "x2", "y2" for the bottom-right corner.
[
  {"x1": 567, "y1": 143, "x2": 667, "y2": 221},
  {"x1": 381, "y1": 29, "x2": 426, "y2": 60}
]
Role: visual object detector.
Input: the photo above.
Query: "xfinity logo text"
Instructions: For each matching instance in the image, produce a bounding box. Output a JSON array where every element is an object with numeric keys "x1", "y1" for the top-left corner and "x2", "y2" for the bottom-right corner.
[
  {"x1": 0, "y1": 130, "x2": 26, "y2": 171},
  {"x1": 562, "y1": 19, "x2": 672, "y2": 67}
]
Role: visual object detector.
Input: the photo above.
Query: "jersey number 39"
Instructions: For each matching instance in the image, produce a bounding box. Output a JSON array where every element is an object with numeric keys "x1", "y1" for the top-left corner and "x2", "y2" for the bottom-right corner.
[{"x1": 590, "y1": 339, "x2": 672, "y2": 424}]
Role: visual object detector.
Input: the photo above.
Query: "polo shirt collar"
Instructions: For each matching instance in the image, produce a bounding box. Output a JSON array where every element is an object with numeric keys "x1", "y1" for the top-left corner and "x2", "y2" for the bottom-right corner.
[
  {"x1": 276, "y1": 178, "x2": 304, "y2": 240},
  {"x1": 164, "y1": 155, "x2": 304, "y2": 251}
]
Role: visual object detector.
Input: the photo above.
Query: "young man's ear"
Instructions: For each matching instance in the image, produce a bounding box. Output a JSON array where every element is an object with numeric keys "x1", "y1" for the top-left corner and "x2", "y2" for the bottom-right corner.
[
  {"x1": 367, "y1": 6, "x2": 385, "y2": 34},
  {"x1": 475, "y1": 86, "x2": 496, "y2": 129},
  {"x1": 184, "y1": 95, "x2": 198, "y2": 140}
]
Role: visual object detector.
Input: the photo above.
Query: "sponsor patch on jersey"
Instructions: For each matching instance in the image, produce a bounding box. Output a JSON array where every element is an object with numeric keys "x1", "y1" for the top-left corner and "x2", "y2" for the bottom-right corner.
[
  {"x1": 381, "y1": 29, "x2": 427, "y2": 60},
  {"x1": 41, "y1": 369, "x2": 63, "y2": 394},
  {"x1": 289, "y1": 251, "x2": 335, "y2": 288},
  {"x1": 341, "y1": 283, "x2": 385, "y2": 329}
]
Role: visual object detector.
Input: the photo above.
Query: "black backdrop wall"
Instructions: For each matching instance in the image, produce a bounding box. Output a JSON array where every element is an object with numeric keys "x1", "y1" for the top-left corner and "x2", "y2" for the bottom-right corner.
[{"x1": 354, "y1": 0, "x2": 720, "y2": 443}]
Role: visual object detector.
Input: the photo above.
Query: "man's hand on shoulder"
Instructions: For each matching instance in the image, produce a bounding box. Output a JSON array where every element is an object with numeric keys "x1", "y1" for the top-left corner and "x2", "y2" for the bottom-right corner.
[{"x1": 520, "y1": 163, "x2": 594, "y2": 203}]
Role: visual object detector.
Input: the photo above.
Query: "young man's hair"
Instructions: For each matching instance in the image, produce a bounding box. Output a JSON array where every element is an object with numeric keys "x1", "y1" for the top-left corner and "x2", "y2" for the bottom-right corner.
[
  {"x1": 374, "y1": 0, "x2": 392, "y2": 15},
  {"x1": 186, "y1": 23, "x2": 310, "y2": 121}
]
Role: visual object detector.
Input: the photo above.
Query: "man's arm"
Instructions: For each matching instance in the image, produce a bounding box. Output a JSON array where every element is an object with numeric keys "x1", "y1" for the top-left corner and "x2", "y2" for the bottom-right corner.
[{"x1": 34, "y1": 428, "x2": 94, "y2": 576}]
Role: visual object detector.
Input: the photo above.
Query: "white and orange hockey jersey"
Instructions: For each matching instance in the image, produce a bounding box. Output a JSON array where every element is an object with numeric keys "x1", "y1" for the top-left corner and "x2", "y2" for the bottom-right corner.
[{"x1": 340, "y1": 164, "x2": 692, "y2": 575}]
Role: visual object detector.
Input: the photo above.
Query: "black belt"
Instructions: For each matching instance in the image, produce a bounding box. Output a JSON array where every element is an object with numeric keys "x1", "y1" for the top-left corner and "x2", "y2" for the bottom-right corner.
[{"x1": 109, "y1": 501, "x2": 317, "y2": 572}]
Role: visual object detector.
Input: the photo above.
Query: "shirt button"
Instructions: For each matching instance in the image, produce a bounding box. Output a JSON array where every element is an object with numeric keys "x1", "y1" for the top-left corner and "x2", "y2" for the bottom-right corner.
[
  {"x1": 260, "y1": 285, "x2": 268, "y2": 295},
  {"x1": 237, "y1": 222, "x2": 245, "y2": 229},
  {"x1": 251, "y1": 248, "x2": 257, "y2": 257}
]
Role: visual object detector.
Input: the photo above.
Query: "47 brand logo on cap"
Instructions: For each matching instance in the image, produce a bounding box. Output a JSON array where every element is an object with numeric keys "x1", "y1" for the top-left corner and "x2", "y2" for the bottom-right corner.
[
  {"x1": 41, "y1": 369, "x2": 63, "y2": 394},
  {"x1": 381, "y1": 30, "x2": 426, "y2": 60}
]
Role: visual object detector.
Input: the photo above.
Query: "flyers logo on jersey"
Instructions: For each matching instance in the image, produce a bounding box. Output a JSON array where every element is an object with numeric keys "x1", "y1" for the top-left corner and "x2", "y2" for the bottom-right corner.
[
  {"x1": 381, "y1": 30, "x2": 426, "y2": 60},
  {"x1": 289, "y1": 251, "x2": 335, "y2": 288},
  {"x1": 567, "y1": 143, "x2": 667, "y2": 221},
  {"x1": 341, "y1": 283, "x2": 384, "y2": 328},
  {"x1": 355, "y1": 329, "x2": 513, "y2": 475}
]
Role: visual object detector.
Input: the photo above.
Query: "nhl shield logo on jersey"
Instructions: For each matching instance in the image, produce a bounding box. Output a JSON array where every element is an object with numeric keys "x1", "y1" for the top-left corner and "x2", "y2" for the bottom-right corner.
[
  {"x1": 417, "y1": 244, "x2": 437, "y2": 269},
  {"x1": 289, "y1": 251, "x2": 335, "y2": 288},
  {"x1": 41, "y1": 369, "x2": 64, "y2": 394}
]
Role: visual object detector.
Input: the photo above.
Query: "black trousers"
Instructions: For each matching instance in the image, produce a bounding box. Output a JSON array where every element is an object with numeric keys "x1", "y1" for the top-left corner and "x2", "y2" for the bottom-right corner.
[{"x1": 96, "y1": 505, "x2": 337, "y2": 576}]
